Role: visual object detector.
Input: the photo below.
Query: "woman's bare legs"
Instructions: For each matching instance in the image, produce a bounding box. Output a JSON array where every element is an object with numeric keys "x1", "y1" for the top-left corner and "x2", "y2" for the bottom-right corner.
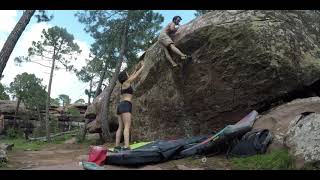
[
  {"x1": 115, "y1": 115, "x2": 123, "y2": 147},
  {"x1": 122, "y1": 112, "x2": 132, "y2": 148}
]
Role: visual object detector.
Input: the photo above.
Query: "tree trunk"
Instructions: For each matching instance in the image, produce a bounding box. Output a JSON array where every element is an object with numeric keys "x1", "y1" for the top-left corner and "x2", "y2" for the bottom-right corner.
[
  {"x1": 36, "y1": 105, "x2": 41, "y2": 122},
  {"x1": 0, "y1": 10, "x2": 35, "y2": 77},
  {"x1": 100, "y1": 21, "x2": 129, "y2": 141},
  {"x1": 45, "y1": 56, "x2": 56, "y2": 142},
  {"x1": 88, "y1": 79, "x2": 93, "y2": 105},
  {"x1": 94, "y1": 63, "x2": 108, "y2": 98},
  {"x1": 13, "y1": 97, "x2": 21, "y2": 128},
  {"x1": 79, "y1": 119, "x2": 88, "y2": 142},
  {"x1": 80, "y1": 78, "x2": 94, "y2": 141}
]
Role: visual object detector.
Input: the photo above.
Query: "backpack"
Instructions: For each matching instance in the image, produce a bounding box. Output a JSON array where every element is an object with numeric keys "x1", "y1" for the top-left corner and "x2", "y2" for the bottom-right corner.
[
  {"x1": 226, "y1": 129, "x2": 273, "y2": 158},
  {"x1": 88, "y1": 146, "x2": 107, "y2": 166}
]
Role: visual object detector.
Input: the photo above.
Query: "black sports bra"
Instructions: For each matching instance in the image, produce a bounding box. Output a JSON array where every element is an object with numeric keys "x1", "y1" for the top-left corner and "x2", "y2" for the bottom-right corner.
[{"x1": 121, "y1": 84, "x2": 133, "y2": 95}]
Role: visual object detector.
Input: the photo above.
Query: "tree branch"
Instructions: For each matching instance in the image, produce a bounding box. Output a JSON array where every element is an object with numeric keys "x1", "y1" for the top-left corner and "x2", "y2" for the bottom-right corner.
[{"x1": 29, "y1": 60, "x2": 52, "y2": 68}]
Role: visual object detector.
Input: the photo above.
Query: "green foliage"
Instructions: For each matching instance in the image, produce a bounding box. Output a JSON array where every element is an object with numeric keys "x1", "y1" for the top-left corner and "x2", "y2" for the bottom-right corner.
[
  {"x1": 50, "y1": 133, "x2": 75, "y2": 144},
  {"x1": 32, "y1": 126, "x2": 46, "y2": 137},
  {"x1": 6, "y1": 127, "x2": 24, "y2": 139},
  {"x1": 15, "y1": 26, "x2": 81, "y2": 73},
  {"x1": 8, "y1": 73, "x2": 47, "y2": 112},
  {"x1": 230, "y1": 150, "x2": 295, "y2": 170},
  {"x1": 15, "y1": 26, "x2": 82, "y2": 141},
  {"x1": 0, "y1": 160, "x2": 7, "y2": 168},
  {"x1": 84, "y1": 89, "x2": 95, "y2": 100},
  {"x1": 75, "y1": 127, "x2": 85, "y2": 143},
  {"x1": 75, "y1": 57, "x2": 103, "y2": 102},
  {"x1": 34, "y1": 10, "x2": 53, "y2": 23},
  {"x1": 75, "y1": 58, "x2": 103, "y2": 82},
  {"x1": 75, "y1": 10, "x2": 164, "y2": 70},
  {"x1": 27, "y1": 26, "x2": 81, "y2": 70},
  {"x1": 50, "y1": 97, "x2": 60, "y2": 106},
  {"x1": 66, "y1": 107, "x2": 81, "y2": 116},
  {"x1": 74, "y1": 99, "x2": 85, "y2": 104},
  {"x1": 0, "y1": 83, "x2": 9, "y2": 100},
  {"x1": 0, "y1": 138, "x2": 46, "y2": 151},
  {"x1": 58, "y1": 94, "x2": 71, "y2": 107},
  {"x1": 49, "y1": 115, "x2": 59, "y2": 134}
]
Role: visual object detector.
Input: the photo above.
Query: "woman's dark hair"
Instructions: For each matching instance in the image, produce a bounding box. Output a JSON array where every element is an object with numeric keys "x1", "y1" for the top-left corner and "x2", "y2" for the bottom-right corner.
[
  {"x1": 172, "y1": 16, "x2": 182, "y2": 22},
  {"x1": 118, "y1": 70, "x2": 128, "y2": 84}
]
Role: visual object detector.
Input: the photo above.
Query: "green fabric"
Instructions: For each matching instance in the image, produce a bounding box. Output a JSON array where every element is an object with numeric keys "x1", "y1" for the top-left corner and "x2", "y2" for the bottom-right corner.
[
  {"x1": 130, "y1": 141, "x2": 153, "y2": 149},
  {"x1": 82, "y1": 161, "x2": 105, "y2": 170},
  {"x1": 108, "y1": 141, "x2": 153, "y2": 152}
]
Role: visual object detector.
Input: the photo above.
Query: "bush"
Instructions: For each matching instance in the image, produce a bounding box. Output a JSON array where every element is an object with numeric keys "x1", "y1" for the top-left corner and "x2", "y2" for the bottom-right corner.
[
  {"x1": 32, "y1": 126, "x2": 46, "y2": 138},
  {"x1": 66, "y1": 107, "x2": 81, "y2": 117},
  {"x1": 75, "y1": 127, "x2": 85, "y2": 143},
  {"x1": 0, "y1": 160, "x2": 7, "y2": 168},
  {"x1": 49, "y1": 115, "x2": 59, "y2": 134},
  {"x1": 6, "y1": 127, "x2": 23, "y2": 139}
]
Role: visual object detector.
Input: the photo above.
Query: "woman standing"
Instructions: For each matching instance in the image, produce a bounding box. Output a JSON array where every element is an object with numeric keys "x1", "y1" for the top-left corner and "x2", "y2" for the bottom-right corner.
[{"x1": 114, "y1": 60, "x2": 145, "y2": 151}]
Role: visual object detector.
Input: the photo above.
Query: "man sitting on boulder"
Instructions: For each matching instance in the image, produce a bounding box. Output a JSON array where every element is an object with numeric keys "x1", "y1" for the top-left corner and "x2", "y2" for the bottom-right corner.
[{"x1": 158, "y1": 16, "x2": 190, "y2": 68}]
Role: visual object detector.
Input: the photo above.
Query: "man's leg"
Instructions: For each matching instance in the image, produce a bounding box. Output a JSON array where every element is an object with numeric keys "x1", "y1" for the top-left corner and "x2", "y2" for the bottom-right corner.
[
  {"x1": 169, "y1": 44, "x2": 187, "y2": 59},
  {"x1": 163, "y1": 45, "x2": 178, "y2": 67}
]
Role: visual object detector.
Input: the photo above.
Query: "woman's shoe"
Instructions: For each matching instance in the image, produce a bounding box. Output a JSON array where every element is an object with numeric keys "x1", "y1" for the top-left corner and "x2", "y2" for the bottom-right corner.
[
  {"x1": 113, "y1": 146, "x2": 122, "y2": 152},
  {"x1": 121, "y1": 147, "x2": 131, "y2": 151}
]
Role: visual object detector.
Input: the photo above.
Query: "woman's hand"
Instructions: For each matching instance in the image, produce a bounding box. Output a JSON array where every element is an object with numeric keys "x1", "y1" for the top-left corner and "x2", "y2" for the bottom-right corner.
[{"x1": 137, "y1": 61, "x2": 144, "y2": 70}]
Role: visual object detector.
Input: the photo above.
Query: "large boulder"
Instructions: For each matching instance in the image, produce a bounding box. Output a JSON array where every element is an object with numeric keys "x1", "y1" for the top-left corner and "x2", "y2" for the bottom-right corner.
[
  {"x1": 0, "y1": 100, "x2": 27, "y2": 119},
  {"x1": 253, "y1": 97, "x2": 320, "y2": 168},
  {"x1": 86, "y1": 11, "x2": 320, "y2": 140},
  {"x1": 253, "y1": 97, "x2": 320, "y2": 150},
  {"x1": 286, "y1": 112, "x2": 320, "y2": 167}
]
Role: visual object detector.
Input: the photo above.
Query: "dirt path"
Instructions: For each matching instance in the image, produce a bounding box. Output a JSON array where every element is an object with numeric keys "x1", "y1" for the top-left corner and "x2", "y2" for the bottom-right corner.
[
  {"x1": 3, "y1": 142, "x2": 232, "y2": 170},
  {"x1": 5, "y1": 143, "x2": 87, "y2": 170}
]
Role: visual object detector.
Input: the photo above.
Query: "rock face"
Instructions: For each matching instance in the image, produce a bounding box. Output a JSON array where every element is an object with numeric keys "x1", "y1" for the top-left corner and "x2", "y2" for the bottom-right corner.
[
  {"x1": 0, "y1": 100, "x2": 87, "y2": 133},
  {"x1": 86, "y1": 11, "x2": 320, "y2": 140},
  {"x1": 0, "y1": 149, "x2": 7, "y2": 163},
  {"x1": 0, "y1": 143, "x2": 13, "y2": 163},
  {"x1": 253, "y1": 97, "x2": 320, "y2": 149},
  {"x1": 253, "y1": 97, "x2": 320, "y2": 167},
  {"x1": 0, "y1": 100, "x2": 28, "y2": 123},
  {"x1": 286, "y1": 113, "x2": 320, "y2": 165}
]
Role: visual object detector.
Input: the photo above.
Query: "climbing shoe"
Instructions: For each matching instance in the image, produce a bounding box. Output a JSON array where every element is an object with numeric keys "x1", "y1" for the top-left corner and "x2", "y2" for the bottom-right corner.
[
  {"x1": 113, "y1": 146, "x2": 122, "y2": 152},
  {"x1": 121, "y1": 147, "x2": 131, "y2": 151}
]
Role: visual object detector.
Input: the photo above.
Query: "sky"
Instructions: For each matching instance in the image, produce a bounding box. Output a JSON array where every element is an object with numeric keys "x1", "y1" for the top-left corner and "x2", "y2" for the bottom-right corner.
[{"x1": 0, "y1": 10, "x2": 196, "y2": 103}]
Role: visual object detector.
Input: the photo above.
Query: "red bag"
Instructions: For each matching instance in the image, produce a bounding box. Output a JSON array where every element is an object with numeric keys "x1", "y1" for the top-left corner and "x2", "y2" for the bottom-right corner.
[{"x1": 87, "y1": 146, "x2": 107, "y2": 166}]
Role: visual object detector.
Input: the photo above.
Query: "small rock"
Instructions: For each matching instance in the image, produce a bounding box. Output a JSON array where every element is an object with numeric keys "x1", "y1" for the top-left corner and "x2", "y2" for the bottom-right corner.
[
  {"x1": 176, "y1": 164, "x2": 192, "y2": 170},
  {"x1": 139, "y1": 165, "x2": 162, "y2": 170},
  {"x1": 64, "y1": 137, "x2": 77, "y2": 144},
  {"x1": 77, "y1": 155, "x2": 88, "y2": 161},
  {"x1": 0, "y1": 143, "x2": 14, "y2": 151},
  {"x1": 190, "y1": 167, "x2": 205, "y2": 170},
  {"x1": 0, "y1": 149, "x2": 8, "y2": 162},
  {"x1": 87, "y1": 133, "x2": 100, "y2": 141}
]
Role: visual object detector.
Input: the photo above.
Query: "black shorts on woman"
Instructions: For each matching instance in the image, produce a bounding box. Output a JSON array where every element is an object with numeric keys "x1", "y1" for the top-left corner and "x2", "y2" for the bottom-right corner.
[{"x1": 117, "y1": 100, "x2": 132, "y2": 115}]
